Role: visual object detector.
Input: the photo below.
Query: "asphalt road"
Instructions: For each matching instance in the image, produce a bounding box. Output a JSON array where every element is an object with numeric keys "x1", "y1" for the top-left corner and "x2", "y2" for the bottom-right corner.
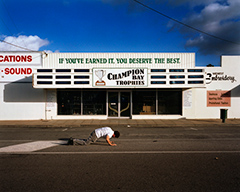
[{"x1": 1, "y1": 126, "x2": 240, "y2": 192}]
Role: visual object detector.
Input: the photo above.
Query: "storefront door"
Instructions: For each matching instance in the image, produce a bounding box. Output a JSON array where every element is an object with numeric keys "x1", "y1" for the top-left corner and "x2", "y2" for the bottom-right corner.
[{"x1": 108, "y1": 91, "x2": 131, "y2": 118}]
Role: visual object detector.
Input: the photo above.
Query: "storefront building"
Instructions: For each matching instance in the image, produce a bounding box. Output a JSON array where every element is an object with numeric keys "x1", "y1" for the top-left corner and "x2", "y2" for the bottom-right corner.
[
  {"x1": 0, "y1": 52, "x2": 45, "y2": 120},
  {"x1": 1, "y1": 52, "x2": 239, "y2": 120}
]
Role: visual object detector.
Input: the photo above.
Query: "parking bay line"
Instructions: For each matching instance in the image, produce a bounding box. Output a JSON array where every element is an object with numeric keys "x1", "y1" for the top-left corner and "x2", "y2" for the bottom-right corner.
[{"x1": 0, "y1": 140, "x2": 67, "y2": 153}]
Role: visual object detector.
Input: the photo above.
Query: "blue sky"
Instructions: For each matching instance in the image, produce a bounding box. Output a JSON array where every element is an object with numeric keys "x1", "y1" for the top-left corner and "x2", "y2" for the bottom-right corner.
[{"x1": 1, "y1": 0, "x2": 240, "y2": 66}]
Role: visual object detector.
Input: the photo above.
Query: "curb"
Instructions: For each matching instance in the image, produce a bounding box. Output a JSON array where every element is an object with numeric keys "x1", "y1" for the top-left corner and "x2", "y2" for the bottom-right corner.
[{"x1": 0, "y1": 119, "x2": 239, "y2": 129}]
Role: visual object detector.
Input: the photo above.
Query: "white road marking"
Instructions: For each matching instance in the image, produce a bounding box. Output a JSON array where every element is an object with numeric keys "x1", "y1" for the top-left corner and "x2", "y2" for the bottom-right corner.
[
  {"x1": 0, "y1": 140, "x2": 67, "y2": 153},
  {"x1": 1, "y1": 150, "x2": 240, "y2": 155}
]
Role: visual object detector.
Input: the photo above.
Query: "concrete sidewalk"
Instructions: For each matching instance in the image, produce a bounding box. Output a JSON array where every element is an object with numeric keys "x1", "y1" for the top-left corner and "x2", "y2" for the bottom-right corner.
[{"x1": 0, "y1": 118, "x2": 239, "y2": 128}]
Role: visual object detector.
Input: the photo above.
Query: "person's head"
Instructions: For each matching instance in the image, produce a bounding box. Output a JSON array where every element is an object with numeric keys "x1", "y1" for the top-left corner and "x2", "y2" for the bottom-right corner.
[{"x1": 114, "y1": 131, "x2": 120, "y2": 138}]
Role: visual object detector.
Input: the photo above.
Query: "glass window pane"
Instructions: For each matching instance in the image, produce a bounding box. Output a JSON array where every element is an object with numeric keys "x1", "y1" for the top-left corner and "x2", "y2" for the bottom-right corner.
[
  {"x1": 151, "y1": 81, "x2": 166, "y2": 84},
  {"x1": 151, "y1": 69, "x2": 166, "y2": 72},
  {"x1": 108, "y1": 92, "x2": 118, "y2": 117},
  {"x1": 151, "y1": 75, "x2": 166, "y2": 79},
  {"x1": 188, "y1": 81, "x2": 204, "y2": 84},
  {"x1": 132, "y1": 91, "x2": 156, "y2": 115},
  {"x1": 170, "y1": 69, "x2": 184, "y2": 72},
  {"x1": 120, "y1": 92, "x2": 130, "y2": 117},
  {"x1": 74, "y1": 69, "x2": 89, "y2": 72},
  {"x1": 83, "y1": 91, "x2": 106, "y2": 115},
  {"x1": 158, "y1": 90, "x2": 182, "y2": 114},
  {"x1": 170, "y1": 81, "x2": 185, "y2": 84},
  {"x1": 56, "y1": 69, "x2": 71, "y2": 72},
  {"x1": 37, "y1": 75, "x2": 52, "y2": 79},
  {"x1": 57, "y1": 90, "x2": 81, "y2": 115},
  {"x1": 37, "y1": 69, "x2": 52, "y2": 72},
  {"x1": 170, "y1": 75, "x2": 185, "y2": 79},
  {"x1": 188, "y1": 69, "x2": 203, "y2": 72},
  {"x1": 188, "y1": 75, "x2": 204, "y2": 78}
]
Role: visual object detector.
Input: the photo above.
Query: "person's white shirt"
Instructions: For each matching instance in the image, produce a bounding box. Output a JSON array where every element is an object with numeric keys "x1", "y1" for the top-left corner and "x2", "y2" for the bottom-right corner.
[{"x1": 95, "y1": 127, "x2": 114, "y2": 139}]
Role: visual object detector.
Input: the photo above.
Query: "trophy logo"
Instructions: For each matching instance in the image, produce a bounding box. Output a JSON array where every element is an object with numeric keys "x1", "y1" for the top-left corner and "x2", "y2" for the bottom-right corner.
[{"x1": 95, "y1": 70, "x2": 106, "y2": 86}]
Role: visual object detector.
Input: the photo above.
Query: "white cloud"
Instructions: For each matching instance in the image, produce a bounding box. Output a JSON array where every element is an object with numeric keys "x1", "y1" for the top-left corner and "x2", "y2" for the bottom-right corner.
[
  {"x1": 172, "y1": 0, "x2": 240, "y2": 55},
  {"x1": 0, "y1": 35, "x2": 49, "y2": 51},
  {"x1": 44, "y1": 49, "x2": 60, "y2": 53},
  {"x1": 103, "y1": 0, "x2": 240, "y2": 55}
]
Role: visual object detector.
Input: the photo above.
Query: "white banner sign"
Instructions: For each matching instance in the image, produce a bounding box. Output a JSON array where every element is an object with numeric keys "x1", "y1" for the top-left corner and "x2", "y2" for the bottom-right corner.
[
  {"x1": 93, "y1": 68, "x2": 148, "y2": 87},
  {"x1": 0, "y1": 52, "x2": 42, "y2": 82},
  {"x1": 0, "y1": 52, "x2": 41, "y2": 65}
]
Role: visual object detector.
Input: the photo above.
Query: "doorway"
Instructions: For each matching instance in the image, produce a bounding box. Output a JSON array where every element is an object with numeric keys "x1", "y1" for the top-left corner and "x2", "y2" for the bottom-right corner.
[{"x1": 108, "y1": 91, "x2": 131, "y2": 118}]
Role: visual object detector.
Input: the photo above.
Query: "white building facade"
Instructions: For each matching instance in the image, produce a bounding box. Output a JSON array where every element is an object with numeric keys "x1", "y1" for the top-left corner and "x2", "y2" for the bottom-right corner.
[
  {"x1": 0, "y1": 52, "x2": 45, "y2": 120},
  {"x1": 0, "y1": 52, "x2": 239, "y2": 120}
]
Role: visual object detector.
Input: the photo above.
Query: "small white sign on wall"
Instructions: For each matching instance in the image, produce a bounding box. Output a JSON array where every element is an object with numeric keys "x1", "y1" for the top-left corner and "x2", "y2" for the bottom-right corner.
[{"x1": 184, "y1": 89, "x2": 192, "y2": 108}]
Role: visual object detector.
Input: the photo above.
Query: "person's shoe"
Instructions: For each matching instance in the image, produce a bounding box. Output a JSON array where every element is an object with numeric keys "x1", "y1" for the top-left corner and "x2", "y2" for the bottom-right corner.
[{"x1": 67, "y1": 137, "x2": 73, "y2": 145}]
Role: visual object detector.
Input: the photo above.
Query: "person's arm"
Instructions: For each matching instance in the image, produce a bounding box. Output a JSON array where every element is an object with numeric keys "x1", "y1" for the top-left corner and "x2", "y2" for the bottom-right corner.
[{"x1": 106, "y1": 135, "x2": 117, "y2": 146}]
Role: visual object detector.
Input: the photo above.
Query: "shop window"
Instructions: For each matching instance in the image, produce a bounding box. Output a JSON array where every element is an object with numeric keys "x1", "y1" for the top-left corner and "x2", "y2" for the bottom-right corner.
[
  {"x1": 188, "y1": 75, "x2": 204, "y2": 78},
  {"x1": 74, "y1": 69, "x2": 89, "y2": 72},
  {"x1": 56, "y1": 81, "x2": 71, "y2": 84},
  {"x1": 74, "y1": 81, "x2": 89, "y2": 84},
  {"x1": 170, "y1": 81, "x2": 185, "y2": 84},
  {"x1": 37, "y1": 81, "x2": 52, "y2": 84},
  {"x1": 56, "y1": 69, "x2": 71, "y2": 72},
  {"x1": 74, "y1": 75, "x2": 89, "y2": 79},
  {"x1": 169, "y1": 69, "x2": 184, "y2": 72},
  {"x1": 57, "y1": 90, "x2": 81, "y2": 115},
  {"x1": 158, "y1": 90, "x2": 182, "y2": 115},
  {"x1": 170, "y1": 75, "x2": 185, "y2": 79},
  {"x1": 151, "y1": 81, "x2": 166, "y2": 84},
  {"x1": 37, "y1": 69, "x2": 52, "y2": 72},
  {"x1": 188, "y1": 81, "x2": 204, "y2": 84},
  {"x1": 188, "y1": 69, "x2": 203, "y2": 72},
  {"x1": 151, "y1": 69, "x2": 166, "y2": 72},
  {"x1": 83, "y1": 91, "x2": 106, "y2": 115},
  {"x1": 56, "y1": 75, "x2": 71, "y2": 79},
  {"x1": 132, "y1": 91, "x2": 156, "y2": 115},
  {"x1": 37, "y1": 75, "x2": 52, "y2": 79},
  {"x1": 151, "y1": 75, "x2": 166, "y2": 79}
]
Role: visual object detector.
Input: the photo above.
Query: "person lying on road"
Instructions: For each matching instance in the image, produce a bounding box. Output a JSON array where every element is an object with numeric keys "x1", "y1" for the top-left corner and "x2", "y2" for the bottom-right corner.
[{"x1": 67, "y1": 127, "x2": 120, "y2": 146}]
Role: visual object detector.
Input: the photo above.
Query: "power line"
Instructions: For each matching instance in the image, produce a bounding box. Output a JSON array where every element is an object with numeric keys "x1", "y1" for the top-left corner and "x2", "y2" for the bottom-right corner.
[
  {"x1": 0, "y1": 17, "x2": 13, "y2": 35},
  {"x1": 1, "y1": 0, "x2": 20, "y2": 34},
  {"x1": 133, "y1": 0, "x2": 240, "y2": 46},
  {"x1": 0, "y1": 38, "x2": 39, "y2": 52},
  {"x1": 1, "y1": 0, "x2": 29, "y2": 49}
]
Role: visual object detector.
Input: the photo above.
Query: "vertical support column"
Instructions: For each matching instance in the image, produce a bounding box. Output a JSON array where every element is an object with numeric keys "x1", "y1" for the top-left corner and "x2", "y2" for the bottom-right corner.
[{"x1": 46, "y1": 89, "x2": 57, "y2": 120}]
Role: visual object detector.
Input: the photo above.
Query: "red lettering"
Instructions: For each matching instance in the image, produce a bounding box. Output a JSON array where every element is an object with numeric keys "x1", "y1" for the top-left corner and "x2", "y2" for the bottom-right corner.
[
  {"x1": 27, "y1": 68, "x2": 32, "y2": 74},
  {"x1": 10, "y1": 68, "x2": 14, "y2": 74},
  {"x1": 0, "y1": 55, "x2": 33, "y2": 62},
  {"x1": 17, "y1": 68, "x2": 22, "y2": 74},
  {"x1": 4, "y1": 68, "x2": 33, "y2": 75},
  {"x1": 21, "y1": 68, "x2": 26, "y2": 74},
  {"x1": 5, "y1": 68, "x2": 9, "y2": 75},
  {"x1": 15, "y1": 56, "x2": 21, "y2": 62},
  {"x1": 27, "y1": 55, "x2": 32, "y2": 62},
  {"x1": 9, "y1": 56, "x2": 15, "y2": 62},
  {"x1": 21, "y1": 55, "x2": 26, "y2": 62},
  {"x1": 4, "y1": 56, "x2": 9, "y2": 62}
]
